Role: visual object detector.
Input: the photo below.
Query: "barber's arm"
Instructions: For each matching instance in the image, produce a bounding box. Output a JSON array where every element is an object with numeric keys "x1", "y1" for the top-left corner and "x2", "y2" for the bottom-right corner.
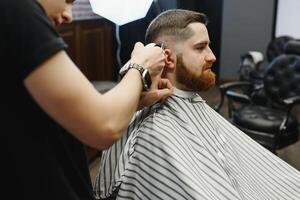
[{"x1": 24, "y1": 43, "x2": 171, "y2": 150}]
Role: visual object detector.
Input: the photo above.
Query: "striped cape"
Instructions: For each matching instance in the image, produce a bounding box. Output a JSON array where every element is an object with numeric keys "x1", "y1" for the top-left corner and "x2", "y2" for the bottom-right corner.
[{"x1": 94, "y1": 88, "x2": 300, "y2": 200}]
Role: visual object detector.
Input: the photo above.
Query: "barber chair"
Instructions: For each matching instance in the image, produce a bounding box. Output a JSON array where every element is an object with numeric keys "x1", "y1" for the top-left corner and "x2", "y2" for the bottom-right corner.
[
  {"x1": 237, "y1": 36, "x2": 298, "y2": 106},
  {"x1": 238, "y1": 51, "x2": 268, "y2": 105},
  {"x1": 239, "y1": 51, "x2": 264, "y2": 82},
  {"x1": 284, "y1": 40, "x2": 300, "y2": 55},
  {"x1": 266, "y1": 35, "x2": 294, "y2": 63},
  {"x1": 215, "y1": 41, "x2": 300, "y2": 153}
]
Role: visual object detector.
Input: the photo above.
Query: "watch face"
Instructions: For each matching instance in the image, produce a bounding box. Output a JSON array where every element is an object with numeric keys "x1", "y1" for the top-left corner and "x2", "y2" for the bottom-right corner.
[{"x1": 142, "y1": 69, "x2": 152, "y2": 91}]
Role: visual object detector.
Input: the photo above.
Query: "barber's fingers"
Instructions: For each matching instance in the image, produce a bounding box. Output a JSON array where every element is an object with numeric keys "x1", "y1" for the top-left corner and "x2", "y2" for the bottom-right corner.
[
  {"x1": 131, "y1": 42, "x2": 144, "y2": 57},
  {"x1": 132, "y1": 41, "x2": 164, "y2": 56},
  {"x1": 158, "y1": 78, "x2": 173, "y2": 90},
  {"x1": 157, "y1": 79, "x2": 173, "y2": 102},
  {"x1": 144, "y1": 85, "x2": 173, "y2": 104},
  {"x1": 138, "y1": 86, "x2": 172, "y2": 109},
  {"x1": 138, "y1": 90, "x2": 158, "y2": 109},
  {"x1": 158, "y1": 88, "x2": 173, "y2": 102},
  {"x1": 133, "y1": 42, "x2": 144, "y2": 49}
]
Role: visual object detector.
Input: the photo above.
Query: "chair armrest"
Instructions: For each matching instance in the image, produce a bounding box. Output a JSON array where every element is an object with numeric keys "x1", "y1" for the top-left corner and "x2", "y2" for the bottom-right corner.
[
  {"x1": 214, "y1": 81, "x2": 252, "y2": 112},
  {"x1": 283, "y1": 95, "x2": 300, "y2": 107},
  {"x1": 279, "y1": 95, "x2": 300, "y2": 133},
  {"x1": 226, "y1": 91, "x2": 251, "y2": 104},
  {"x1": 219, "y1": 81, "x2": 253, "y2": 94}
]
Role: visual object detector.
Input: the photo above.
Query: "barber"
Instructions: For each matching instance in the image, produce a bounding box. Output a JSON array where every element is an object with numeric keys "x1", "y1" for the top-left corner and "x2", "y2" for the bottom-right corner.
[{"x1": 1, "y1": 0, "x2": 172, "y2": 199}]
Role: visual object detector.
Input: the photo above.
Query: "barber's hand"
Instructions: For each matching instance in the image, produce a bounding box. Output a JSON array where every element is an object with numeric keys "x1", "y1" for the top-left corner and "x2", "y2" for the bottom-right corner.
[
  {"x1": 138, "y1": 78, "x2": 173, "y2": 110},
  {"x1": 130, "y1": 42, "x2": 165, "y2": 77},
  {"x1": 130, "y1": 42, "x2": 173, "y2": 109},
  {"x1": 130, "y1": 42, "x2": 173, "y2": 108}
]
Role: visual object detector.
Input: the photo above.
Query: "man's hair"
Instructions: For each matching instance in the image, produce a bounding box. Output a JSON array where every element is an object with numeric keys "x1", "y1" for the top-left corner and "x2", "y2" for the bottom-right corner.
[{"x1": 145, "y1": 9, "x2": 207, "y2": 44}]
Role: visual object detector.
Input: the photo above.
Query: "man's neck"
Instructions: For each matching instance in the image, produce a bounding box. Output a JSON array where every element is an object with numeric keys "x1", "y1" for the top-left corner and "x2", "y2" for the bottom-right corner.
[{"x1": 173, "y1": 87, "x2": 205, "y2": 103}]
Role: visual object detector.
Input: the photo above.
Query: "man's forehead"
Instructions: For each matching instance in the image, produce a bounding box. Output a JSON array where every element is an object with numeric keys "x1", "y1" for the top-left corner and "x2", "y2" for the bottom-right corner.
[
  {"x1": 187, "y1": 22, "x2": 207, "y2": 32},
  {"x1": 186, "y1": 23, "x2": 210, "y2": 44}
]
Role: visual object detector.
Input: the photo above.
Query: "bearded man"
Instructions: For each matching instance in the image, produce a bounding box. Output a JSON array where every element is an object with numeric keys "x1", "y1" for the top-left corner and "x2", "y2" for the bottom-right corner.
[{"x1": 94, "y1": 9, "x2": 300, "y2": 200}]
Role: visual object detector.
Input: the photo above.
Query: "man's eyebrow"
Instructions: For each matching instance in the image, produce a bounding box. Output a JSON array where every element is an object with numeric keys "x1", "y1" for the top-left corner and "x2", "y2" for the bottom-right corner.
[{"x1": 194, "y1": 41, "x2": 211, "y2": 46}]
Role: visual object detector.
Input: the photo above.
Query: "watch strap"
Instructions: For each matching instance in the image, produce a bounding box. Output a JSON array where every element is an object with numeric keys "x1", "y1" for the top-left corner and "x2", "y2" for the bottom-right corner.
[{"x1": 119, "y1": 63, "x2": 152, "y2": 91}]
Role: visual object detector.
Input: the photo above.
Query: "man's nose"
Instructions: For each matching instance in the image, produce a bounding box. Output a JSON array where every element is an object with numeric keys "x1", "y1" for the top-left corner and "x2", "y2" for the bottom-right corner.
[
  {"x1": 206, "y1": 48, "x2": 216, "y2": 63},
  {"x1": 210, "y1": 52, "x2": 216, "y2": 62}
]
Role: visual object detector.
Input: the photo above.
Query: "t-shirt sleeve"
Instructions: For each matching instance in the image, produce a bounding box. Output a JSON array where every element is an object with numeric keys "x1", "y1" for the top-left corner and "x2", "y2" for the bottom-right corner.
[{"x1": 6, "y1": 0, "x2": 68, "y2": 80}]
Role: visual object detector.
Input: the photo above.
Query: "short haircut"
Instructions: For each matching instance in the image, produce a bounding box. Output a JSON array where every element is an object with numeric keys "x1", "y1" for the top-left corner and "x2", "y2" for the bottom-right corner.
[{"x1": 145, "y1": 9, "x2": 208, "y2": 44}]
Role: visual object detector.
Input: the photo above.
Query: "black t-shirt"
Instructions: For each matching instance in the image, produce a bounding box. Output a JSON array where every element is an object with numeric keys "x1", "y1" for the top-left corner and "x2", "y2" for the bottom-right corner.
[{"x1": 1, "y1": 0, "x2": 95, "y2": 199}]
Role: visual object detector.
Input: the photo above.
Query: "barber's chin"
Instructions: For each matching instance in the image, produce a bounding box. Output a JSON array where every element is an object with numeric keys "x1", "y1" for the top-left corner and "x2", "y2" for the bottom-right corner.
[
  {"x1": 50, "y1": 18, "x2": 61, "y2": 27},
  {"x1": 54, "y1": 20, "x2": 61, "y2": 27}
]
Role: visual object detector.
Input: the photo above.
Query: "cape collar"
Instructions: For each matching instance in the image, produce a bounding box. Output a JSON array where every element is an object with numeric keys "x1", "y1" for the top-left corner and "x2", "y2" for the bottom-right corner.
[{"x1": 173, "y1": 87, "x2": 205, "y2": 103}]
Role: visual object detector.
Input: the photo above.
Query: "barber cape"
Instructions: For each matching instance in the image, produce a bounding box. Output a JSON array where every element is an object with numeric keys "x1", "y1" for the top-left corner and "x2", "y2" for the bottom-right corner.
[{"x1": 94, "y1": 88, "x2": 300, "y2": 200}]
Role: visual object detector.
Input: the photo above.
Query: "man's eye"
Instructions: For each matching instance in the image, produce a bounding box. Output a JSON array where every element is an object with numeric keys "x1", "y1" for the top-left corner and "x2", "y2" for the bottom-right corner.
[{"x1": 197, "y1": 46, "x2": 205, "y2": 51}]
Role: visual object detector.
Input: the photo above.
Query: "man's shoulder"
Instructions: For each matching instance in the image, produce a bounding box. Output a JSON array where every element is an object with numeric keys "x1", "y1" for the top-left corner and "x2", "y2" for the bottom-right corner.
[{"x1": 131, "y1": 103, "x2": 181, "y2": 132}]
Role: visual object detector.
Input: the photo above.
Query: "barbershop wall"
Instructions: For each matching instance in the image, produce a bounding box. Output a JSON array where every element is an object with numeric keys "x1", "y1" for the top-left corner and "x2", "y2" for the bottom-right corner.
[
  {"x1": 220, "y1": 0, "x2": 275, "y2": 80},
  {"x1": 153, "y1": 0, "x2": 275, "y2": 82},
  {"x1": 117, "y1": 0, "x2": 177, "y2": 68},
  {"x1": 72, "y1": 0, "x2": 276, "y2": 81},
  {"x1": 159, "y1": 0, "x2": 177, "y2": 10},
  {"x1": 72, "y1": 0, "x2": 100, "y2": 20}
]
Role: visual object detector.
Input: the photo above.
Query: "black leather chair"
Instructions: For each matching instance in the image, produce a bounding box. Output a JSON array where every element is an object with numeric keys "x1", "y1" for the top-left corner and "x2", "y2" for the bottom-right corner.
[
  {"x1": 266, "y1": 35, "x2": 294, "y2": 62},
  {"x1": 238, "y1": 51, "x2": 268, "y2": 106},
  {"x1": 215, "y1": 41, "x2": 300, "y2": 153},
  {"x1": 238, "y1": 51, "x2": 264, "y2": 82}
]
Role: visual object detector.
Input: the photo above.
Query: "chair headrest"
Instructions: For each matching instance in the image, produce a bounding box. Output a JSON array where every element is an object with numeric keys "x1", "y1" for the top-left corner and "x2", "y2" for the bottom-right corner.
[
  {"x1": 241, "y1": 51, "x2": 264, "y2": 65},
  {"x1": 264, "y1": 54, "x2": 300, "y2": 104},
  {"x1": 266, "y1": 36, "x2": 294, "y2": 62},
  {"x1": 284, "y1": 40, "x2": 300, "y2": 55},
  {"x1": 248, "y1": 51, "x2": 264, "y2": 64},
  {"x1": 239, "y1": 51, "x2": 264, "y2": 82}
]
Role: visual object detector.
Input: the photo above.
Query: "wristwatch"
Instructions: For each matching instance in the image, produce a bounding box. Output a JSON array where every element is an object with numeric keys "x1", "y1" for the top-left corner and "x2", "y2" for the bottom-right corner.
[{"x1": 119, "y1": 62, "x2": 152, "y2": 91}]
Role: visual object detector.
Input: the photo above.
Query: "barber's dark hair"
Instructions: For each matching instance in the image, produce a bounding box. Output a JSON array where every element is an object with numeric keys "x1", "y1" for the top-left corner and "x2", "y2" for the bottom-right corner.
[{"x1": 145, "y1": 9, "x2": 208, "y2": 44}]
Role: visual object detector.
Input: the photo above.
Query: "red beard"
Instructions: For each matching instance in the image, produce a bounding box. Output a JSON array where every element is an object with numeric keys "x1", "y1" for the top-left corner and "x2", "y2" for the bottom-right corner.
[{"x1": 176, "y1": 55, "x2": 215, "y2": 91}]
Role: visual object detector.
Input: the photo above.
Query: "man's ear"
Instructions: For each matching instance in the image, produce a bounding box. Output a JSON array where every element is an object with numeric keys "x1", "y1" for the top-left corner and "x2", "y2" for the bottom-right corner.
[{"x1": 164, "y1": 49, "x2": 176, "y2": 70}]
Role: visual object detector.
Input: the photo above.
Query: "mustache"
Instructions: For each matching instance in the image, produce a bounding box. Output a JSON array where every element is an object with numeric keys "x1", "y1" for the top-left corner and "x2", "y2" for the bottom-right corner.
[{"x1": 203, "y1": 63, "x2": 213, "y2": 70}]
